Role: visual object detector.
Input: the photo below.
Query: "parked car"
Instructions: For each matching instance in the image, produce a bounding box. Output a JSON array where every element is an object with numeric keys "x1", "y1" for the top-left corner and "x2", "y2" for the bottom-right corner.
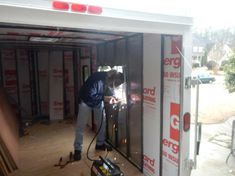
[{"x1": 192, "y1": 73, "x2": 216, "y2": 84}]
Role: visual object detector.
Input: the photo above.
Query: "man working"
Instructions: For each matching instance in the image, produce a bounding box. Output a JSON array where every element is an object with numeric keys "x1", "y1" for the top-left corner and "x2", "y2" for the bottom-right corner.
[{"x1": 74, "y1": 70, "x2": 124, "y2": 161}]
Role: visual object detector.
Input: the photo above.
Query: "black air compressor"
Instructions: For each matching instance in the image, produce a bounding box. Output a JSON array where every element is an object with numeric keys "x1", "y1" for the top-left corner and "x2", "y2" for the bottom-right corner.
[{"x1": 91, "y1": 156, "x2": 124, "y2": 176}]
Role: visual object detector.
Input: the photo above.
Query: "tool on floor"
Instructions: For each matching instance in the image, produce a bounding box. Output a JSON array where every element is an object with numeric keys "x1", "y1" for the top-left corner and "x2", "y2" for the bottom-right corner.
[
  {"x1": 91, "y1": 156, "x2": 124, "y2": 176},
  {"x1": 54, "y1": 157, "x2": 63, "y2": 167},
  {"x1": 54, "y1": 152, "x2": 74, "y2": 169}
]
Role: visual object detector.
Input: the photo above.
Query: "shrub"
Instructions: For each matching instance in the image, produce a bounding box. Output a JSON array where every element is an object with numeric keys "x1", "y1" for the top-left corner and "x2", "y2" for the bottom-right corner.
[
  {"x1": 220, "y1": 60, "x2": 229, "y2": 70},
  {"x1": 224, "y1": 54, "x2": 235, "y2": 93},
  {"x1": 206, "y1": 60, "x2": 218, "y2": 70},
  {"x1": 192, "y1": 63, "x2": 200, "y2": 68}
]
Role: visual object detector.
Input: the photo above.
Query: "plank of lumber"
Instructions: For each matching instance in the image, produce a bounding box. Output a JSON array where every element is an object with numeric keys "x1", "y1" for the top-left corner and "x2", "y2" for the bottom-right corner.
[
  {"x1": 0, "y1": 88, "x2": 19, "y2": 174},
  {"x1": 0, "y1": 152, "x2": 9, "y2": 176}
]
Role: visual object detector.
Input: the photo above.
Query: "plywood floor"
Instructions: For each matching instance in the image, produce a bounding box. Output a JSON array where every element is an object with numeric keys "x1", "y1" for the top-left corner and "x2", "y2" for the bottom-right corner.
[{"x1": 10, "y1": 120, "x2": 144, "y2": 176}]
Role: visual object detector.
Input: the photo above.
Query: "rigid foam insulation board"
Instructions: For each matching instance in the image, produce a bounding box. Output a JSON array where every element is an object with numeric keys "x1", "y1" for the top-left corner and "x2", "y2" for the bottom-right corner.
[
  {"x1": 49, "y1": 51, "x2": 64, "y2": 120},
  {"x1": 64, "y1": 51, "x2": 75, "y2": 118},
  {"x1": 0, "y1": 49, "x2": 18, "y2": 112}
]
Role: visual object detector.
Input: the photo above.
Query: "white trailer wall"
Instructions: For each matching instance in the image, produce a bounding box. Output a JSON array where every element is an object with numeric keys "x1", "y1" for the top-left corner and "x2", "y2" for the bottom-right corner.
[
  {"x1": 143, "y1": 34, "x2": 161, "y2": 176},
  {"x1": 49, "y1": 51, "x2": 64, "y2": 120},
  {"x1": 162, "y1": 35, "x2": 182, "y2": 176}
]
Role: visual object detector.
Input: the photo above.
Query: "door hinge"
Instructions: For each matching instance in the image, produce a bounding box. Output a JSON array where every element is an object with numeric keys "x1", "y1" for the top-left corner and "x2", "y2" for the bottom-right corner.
[
  {"x1": 184, "y1": 158, "x2": 194, "y2": 170},
  {"x1": 185, "y1": 76, "x2": 192, "y2": 89}
]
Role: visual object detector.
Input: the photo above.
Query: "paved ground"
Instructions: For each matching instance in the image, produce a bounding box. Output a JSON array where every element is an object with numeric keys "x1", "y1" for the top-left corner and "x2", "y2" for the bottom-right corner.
[
  {"x1": 191, "y1": 117, "x2": 235, "y2": 176},
  {"x1": 190, "y1": 69, "x2": 235, "y2": 175},
  {"x1": 191, "y1": 73, "x2": 235, "y2": 124}
]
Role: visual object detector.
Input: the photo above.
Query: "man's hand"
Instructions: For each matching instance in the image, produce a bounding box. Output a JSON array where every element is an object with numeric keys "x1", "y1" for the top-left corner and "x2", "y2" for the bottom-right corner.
[{"x1": 104, "y1": 96, "x2": 120, "y2": 104}]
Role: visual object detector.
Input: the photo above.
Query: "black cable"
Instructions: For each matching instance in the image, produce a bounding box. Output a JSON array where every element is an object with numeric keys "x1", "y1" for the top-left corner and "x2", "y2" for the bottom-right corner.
[
  {"x1": 86, "y1": 103, "x2": 119, "y2": 161},
  {"x1": 86, "y1": 107, "x2": 105, "y2": 161}
]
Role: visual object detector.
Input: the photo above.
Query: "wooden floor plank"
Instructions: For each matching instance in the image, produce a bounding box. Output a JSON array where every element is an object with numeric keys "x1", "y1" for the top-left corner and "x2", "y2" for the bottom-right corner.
[{"x1": 10, "y1": 121, "x2": 144, "y2": 176}]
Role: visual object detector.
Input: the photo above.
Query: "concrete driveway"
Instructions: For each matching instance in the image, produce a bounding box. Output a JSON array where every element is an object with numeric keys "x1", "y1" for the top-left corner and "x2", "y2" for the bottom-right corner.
[
  {"x1": 191, "y1": 117, "x2": 235, "y2": 176},
  {"x1": 191, "y1": 74, "x2": 235, "y2": 124},
  {"x1": 190, "y1": 69, "x2": 235, "y2": 175}
]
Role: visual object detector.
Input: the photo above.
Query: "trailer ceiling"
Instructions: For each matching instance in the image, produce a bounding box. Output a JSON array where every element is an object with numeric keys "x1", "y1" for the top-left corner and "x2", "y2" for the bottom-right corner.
[{"x1": 0, "y1": 23, "x2": 137, "y2": 47}]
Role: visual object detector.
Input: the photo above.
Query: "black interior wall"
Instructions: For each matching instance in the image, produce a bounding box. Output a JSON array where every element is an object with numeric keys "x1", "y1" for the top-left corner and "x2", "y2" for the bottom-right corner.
[
  {"x1": 97, "y1": 34, "x2": 143, "y2": 170},
  {"x1": 97, "y1": 39, "x2": 126, "y2": 67},
  {"x1": 29, "y1": 50, "x2": 38, "y2": 118},
  {"x1": 0, "y1": 52, "x2": 3, "y2": 87},
  {"x1": 126, "y1": 34, "x2": 143, "y2": 169}
]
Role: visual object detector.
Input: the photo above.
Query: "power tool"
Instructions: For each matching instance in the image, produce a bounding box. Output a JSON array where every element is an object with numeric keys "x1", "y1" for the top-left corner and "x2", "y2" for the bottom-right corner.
[{"x1": 91, "y1": 156, "x2": 124, "y2": 176}]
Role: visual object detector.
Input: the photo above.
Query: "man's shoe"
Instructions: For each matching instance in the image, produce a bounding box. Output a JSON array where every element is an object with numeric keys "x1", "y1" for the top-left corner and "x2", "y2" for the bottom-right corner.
[
  {"x1": 74, "y1": 150, "x2": 81, "y2": 161},
  {"x1": 95, "y1": 143, "x2": 112, "y2": 151}
]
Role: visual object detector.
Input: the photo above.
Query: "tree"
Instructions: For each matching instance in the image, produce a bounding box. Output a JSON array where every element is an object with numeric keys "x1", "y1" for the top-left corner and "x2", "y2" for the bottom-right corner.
[
  {"x1": 201, "y1": 43, "x2": 213, "y2": 66},
  {"x1": 220, "y1": 60, "x2": 229, "y2": 70},
  {"x1": 206, "y1": 60, "x2": 218, "y2": 70},
  {"x1": 224, "y1": 54, "x2": 235, "y2": 93},
  {"x1": 193, "y1": 27, "x2": 235, "y2": 66}
]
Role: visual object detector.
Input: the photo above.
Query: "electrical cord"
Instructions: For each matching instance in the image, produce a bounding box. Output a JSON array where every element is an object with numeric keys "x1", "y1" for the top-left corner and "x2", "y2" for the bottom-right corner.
[
  {"x1": 86, "y1": 107, "x2": 104, "y2": 161},
  {"x1": 86, "y1": 107, "x2": 105, "y2": 161},
  {"x1": 86, "y1": 103, "x2": 118, "y2": 162}
]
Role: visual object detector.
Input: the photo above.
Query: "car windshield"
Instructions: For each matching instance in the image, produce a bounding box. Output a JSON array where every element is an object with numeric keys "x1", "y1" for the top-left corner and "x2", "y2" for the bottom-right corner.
[{"x1": 198, "y1": 74, "x2": 210, "y2": 78}]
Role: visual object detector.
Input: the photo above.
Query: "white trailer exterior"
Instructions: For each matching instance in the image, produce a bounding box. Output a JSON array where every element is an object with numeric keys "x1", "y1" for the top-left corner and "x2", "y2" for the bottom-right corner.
[{"x1": 0, "y1": 1, "x2": 193, "y2": 176}]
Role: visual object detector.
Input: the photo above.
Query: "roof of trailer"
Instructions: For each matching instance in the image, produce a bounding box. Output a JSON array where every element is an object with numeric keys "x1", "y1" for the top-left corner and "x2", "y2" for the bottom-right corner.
[
  {"x1": 0, "y1": 0, "x2": 193, "y2": 26},
  {"x1": 0, "y1": 0, "x2": 193, "y2": 46},
  {"x1": 0, "y1": 24, "x2": 136, "y2": 46}
]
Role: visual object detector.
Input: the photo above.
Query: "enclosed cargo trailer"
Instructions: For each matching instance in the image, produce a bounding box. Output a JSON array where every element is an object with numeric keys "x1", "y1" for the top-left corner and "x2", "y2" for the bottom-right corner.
[{"x1": 0, "y1": 1, "x2": 195, "y2": 176}]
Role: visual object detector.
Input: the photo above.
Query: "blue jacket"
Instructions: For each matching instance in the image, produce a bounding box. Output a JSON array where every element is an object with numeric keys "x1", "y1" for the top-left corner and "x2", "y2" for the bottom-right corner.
[{"x1": 79, "y1": 72, "x2": 113, "y2": 108}]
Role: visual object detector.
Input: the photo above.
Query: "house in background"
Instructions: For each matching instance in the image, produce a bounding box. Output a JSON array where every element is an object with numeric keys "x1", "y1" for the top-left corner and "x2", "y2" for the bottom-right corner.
[
  {"x1": 192, "y1": 35, "x2": 206, "y2": 67},
  {"x1": 192, "y1": 46, "x2": 204, "y2": 67},
  {"x1": 207, "y1": 43, "x2": 233, "y2": 66}
]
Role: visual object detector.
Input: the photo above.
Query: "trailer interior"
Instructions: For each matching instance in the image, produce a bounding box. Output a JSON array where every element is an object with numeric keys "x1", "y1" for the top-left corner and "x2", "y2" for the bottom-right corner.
[{"x1": 0, "y1": 23, "x2": 144, "y2": 175}]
